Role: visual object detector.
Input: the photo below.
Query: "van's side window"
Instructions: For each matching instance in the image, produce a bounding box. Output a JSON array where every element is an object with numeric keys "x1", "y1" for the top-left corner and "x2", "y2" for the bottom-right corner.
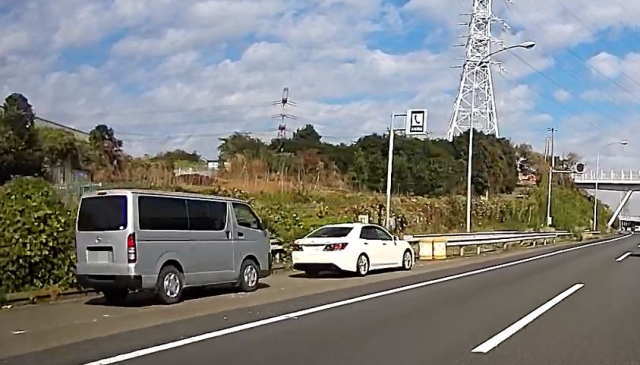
[
  {"x1": 187, "y1": 200, "x2": 227, "y2": 231},
  {"x1": 233, "y1": 203, "x2": 262, "y2": 230},
  {"x1": 139, "y1": 196, "x2": 188, "y2": 230}
]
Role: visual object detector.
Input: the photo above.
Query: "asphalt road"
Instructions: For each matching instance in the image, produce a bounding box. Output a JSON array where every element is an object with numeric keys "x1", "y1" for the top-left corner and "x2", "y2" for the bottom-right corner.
[{"x1": 4, "y1": 233, "x2": 640, "y2": 365}]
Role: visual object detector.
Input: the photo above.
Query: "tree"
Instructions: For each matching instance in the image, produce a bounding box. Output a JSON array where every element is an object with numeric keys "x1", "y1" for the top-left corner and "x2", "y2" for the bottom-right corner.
[
  {"x1": 218, "y1": 133, "x2": 270, "y2": 161},
  {"x1": 153, "y1": 149, "x2": 202, "y2": 166},
  {"x1": 89, "y1": 124, "x2": 123, "y2": 171},
  {"x1": 37, "y1": 127, "x2": 89, "y2": 170},
  {"x1": 0, "y1": 93, "x2": 42, "y2": 184},
  {"x1": 293, "y1": 124, "x2": 321, "y2": 144}
]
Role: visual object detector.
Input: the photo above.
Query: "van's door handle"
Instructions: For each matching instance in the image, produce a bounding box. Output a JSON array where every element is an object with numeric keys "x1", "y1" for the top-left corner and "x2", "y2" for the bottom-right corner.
[
  {"x1": 363, "y1": 242, "x2": 368, "y2": 245},
  {"x1": 237, "y1": 232, "x2": 245, "y2": 239}
]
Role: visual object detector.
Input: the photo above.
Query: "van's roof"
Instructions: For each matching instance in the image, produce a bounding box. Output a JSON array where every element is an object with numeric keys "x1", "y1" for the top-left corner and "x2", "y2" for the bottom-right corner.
[{"x1": 82, "y1": 189, "x2": 247, "y2": 203}]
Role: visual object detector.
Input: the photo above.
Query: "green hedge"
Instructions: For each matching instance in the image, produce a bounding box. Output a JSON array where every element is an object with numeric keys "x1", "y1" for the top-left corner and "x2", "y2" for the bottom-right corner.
[{"x1": 0, "y1": 177, "x2": 76, "y2": 292}]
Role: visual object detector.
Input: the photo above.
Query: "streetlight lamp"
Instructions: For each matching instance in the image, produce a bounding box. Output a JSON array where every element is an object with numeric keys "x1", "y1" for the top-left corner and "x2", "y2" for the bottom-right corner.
[
  {"x1": 593, "y1": 140, "x2": 629, "y2": 231},
  {"x1": 465, "y1": 41, "x2": 536, "y2": 232}
]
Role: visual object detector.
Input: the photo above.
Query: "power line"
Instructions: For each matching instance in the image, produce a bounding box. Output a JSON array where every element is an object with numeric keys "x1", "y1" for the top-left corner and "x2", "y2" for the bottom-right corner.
[
  {"x1": 556, "y1": 2, "x2": 640, "y2": 91},
  {"x1": 508, "y1": 52, "x2": 621, "y2": 130},
  {"x1": 506, "y1": 2, "x2": 640, "y2": 103}
]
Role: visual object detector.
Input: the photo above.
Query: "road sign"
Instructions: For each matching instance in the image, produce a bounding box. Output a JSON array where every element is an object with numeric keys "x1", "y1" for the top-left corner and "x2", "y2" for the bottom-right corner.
[{"x1": 405, "y1": 109, "x2": 427, "y2": 135}]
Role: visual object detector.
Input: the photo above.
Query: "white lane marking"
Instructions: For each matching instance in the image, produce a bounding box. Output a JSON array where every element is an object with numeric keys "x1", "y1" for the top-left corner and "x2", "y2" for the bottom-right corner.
[
  {"x1": 616, "y1": 252, "x2": 631, "y2": 262},
  {"x1": 85, "y1": 235, "x2": 628, "y2": 365},
  {"x1": 471, "y1": 283, "x2": 584, "y2": 354}
]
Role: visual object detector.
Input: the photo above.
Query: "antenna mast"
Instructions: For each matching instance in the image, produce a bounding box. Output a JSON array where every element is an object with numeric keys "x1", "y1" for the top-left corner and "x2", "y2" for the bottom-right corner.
[{"x1": 272, "y1": 87, "x2": 297, "y2": 138}]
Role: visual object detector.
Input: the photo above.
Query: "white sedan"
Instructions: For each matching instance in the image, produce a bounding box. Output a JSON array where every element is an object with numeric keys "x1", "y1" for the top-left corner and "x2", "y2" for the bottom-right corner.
[{"x1": 291, "y1": 223, "x2": 414, "y2": 276}]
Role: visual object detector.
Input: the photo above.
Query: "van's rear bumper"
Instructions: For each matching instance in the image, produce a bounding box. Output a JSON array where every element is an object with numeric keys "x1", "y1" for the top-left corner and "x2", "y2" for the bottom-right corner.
[{"x1": 77, "y1": 274, "x2": 143, "y2": 291}]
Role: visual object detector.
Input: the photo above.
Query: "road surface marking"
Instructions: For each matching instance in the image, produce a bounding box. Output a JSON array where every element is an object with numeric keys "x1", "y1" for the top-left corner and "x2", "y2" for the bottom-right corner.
[
  {"x1": 471, "y1": 283, "x2": 584, "y2": 354},
  {"x1": 85, "y1": 235, "x2": 627, "y2": 365},
  {"x1": 616, "y1": 252, "x2": 631, "y2": 262}
]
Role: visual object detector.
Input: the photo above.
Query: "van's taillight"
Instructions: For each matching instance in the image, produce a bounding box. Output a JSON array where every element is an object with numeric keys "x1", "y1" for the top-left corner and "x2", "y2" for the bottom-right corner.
[{"x1": 127, "y1": 233, "x2": 137, "y2": 263}]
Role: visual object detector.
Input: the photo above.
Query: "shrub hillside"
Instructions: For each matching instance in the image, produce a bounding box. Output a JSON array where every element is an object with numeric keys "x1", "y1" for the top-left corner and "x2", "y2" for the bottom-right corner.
[{"x1": 0, "y1": 177, "x2": 76, "y2": 293}]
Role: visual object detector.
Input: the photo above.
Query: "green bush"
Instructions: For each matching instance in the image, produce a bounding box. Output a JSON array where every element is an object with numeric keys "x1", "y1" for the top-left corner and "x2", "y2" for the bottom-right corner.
[{"x1": 0, "y1": 177, "x2": 76, "y2": 292}]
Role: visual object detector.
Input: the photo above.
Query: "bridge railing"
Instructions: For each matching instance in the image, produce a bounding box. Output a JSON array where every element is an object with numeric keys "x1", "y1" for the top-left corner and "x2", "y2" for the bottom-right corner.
[{"x1": 573, "y1": 169, "x2": 640, "y2": 181}]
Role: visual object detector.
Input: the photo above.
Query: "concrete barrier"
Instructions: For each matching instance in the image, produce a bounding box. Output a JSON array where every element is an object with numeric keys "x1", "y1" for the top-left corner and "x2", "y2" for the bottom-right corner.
[{"x1": 419, "y1": 238, "x2": 447, "y2": 260}]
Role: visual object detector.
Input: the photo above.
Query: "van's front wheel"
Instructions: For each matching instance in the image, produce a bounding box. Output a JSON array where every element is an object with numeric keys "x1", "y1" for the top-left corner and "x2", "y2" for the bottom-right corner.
[
  {"x1": 238, "y1": 259, "x2": 259, "y2": 292},
  {"x1": 156, "y1": 265, "x2": 184, "y2": 305}
]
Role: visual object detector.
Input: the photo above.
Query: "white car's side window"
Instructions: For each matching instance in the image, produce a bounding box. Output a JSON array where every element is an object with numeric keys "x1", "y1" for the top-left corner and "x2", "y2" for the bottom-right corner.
[
  {"x1": 359, "y1": 227, "x2": 379, "y2": 240},
  {"x1": 374, "y1": 227, "x2": 392, "y2": 241}
]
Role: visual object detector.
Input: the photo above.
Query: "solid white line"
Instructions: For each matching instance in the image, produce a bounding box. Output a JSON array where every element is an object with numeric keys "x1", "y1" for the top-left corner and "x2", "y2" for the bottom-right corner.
[
  {"x1": 616, "y1": 252, "x2": 631, "y2": 262},
  {"x1": 85, "y1": 235, "x2": 627, "y2": 365},
  {"x1": 471, "y1": 283, "x2": 584, "y2": 354}
]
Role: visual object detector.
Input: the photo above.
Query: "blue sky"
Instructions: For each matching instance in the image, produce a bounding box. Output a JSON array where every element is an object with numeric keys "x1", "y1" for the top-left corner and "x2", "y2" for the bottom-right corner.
[{"x1": 1, "y1": 0, "x2": 639, "y2": 187}]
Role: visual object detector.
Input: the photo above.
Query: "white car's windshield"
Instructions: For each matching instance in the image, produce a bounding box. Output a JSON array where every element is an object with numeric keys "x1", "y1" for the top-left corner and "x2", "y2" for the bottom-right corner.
[{"x1": 307, "y1": 227, "x2": 353, "y2": 238}]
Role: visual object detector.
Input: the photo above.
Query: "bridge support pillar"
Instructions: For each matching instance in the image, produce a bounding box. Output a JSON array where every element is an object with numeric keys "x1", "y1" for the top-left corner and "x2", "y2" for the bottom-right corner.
[{"x1": 607, "y1": 190, "x2": 634, "y2": 228}]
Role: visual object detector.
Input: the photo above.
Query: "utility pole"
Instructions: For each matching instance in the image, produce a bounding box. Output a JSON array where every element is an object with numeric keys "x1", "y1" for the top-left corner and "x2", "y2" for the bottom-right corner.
[{"x1": 546, "y1": 128, "x2": 556, "y2": 227}]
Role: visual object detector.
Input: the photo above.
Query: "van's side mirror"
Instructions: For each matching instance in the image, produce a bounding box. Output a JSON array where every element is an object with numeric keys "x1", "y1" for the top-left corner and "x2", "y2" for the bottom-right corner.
[{"x1": 394, "y1": 235, "x2": 399, "y2": 241}]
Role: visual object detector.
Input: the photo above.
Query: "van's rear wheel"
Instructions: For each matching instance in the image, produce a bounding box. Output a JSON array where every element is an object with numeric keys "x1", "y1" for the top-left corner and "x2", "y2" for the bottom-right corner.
[
  {"x1": 103, "y1": 289, "x2": 128, "y2": 305},
  {"x1": 156, "y1": 265, "x2": 184, "y2": 305},
  {"x1": 238, "y1": 259, "x2": 259, "y2": 292}
]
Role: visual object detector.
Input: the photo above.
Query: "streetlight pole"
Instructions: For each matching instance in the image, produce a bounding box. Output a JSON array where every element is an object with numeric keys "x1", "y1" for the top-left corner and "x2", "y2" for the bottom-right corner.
[
  {"x1": 465, "y1": 41, "x2": 536, "y2": 232},
  {"x1": 546, "y1": 127, "x2": 556, "y2": 227},
  {"x1": 593, "y1": 151, "x2": 600, "y2": 231},
  {"x1": 593, "y1": 140, "x2": 628, "y2": 231}
]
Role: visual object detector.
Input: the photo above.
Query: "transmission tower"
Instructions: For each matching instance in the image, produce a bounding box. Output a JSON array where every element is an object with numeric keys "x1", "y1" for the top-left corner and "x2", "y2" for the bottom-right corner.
[{"x1": 446, "y1": 0, "x2": 500, "y2": 140}]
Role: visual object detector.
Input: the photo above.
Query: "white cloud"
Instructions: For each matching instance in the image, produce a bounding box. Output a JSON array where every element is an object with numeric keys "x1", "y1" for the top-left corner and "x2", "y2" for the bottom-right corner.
[
  {"x1": 0, "y1": 0, "x2": 639, "y2": 176},
  {"x1": 587, "y1": 52, "x2": 622, "y2": 79},
  {"x1": 553, "y1": 89, "x2": 572, "y2": 103}
]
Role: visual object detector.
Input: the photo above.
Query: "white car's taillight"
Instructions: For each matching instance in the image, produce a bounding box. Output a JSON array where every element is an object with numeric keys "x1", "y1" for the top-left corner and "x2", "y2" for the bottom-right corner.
[{"x1": 323, "y1": 243, "x2": 349, "y2": 251}]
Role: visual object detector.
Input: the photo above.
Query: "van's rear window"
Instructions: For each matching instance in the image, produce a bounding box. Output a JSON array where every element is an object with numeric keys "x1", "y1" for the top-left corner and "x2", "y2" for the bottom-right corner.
[{"x1": 78, "y1": 196, "x2": 128, "y2": 231}]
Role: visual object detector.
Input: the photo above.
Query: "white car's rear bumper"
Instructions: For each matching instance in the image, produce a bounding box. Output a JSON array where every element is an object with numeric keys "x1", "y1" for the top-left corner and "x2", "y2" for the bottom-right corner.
[{"x1": 292, "y1": 251, "x2": 357, "y2": 272}]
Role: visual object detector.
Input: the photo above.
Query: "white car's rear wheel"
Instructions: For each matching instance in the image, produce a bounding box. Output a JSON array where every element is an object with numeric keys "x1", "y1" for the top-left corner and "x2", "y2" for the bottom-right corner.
[
  {"x1": 356, "y1": 254, "x2": 369, "y2": 276},
  {"x1": 402, "y1": 250, "x2": 413, "y2": 270}
]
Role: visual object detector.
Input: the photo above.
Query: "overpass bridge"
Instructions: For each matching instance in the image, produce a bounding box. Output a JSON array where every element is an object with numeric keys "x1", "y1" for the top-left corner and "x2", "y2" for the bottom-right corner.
[
  {"x1": 572, "y1": 170, "x2": 640, "y2": 191},
  {"x1": 619, "y1": 216, "x2": 640, "y2": 231},
  {"x1": 572, "y1": 170, "x2": 640, "y2": 228}
]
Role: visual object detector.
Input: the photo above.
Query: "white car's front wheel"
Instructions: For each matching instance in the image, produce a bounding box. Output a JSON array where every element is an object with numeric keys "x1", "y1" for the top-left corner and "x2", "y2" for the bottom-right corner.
[
  {"x1": 356, "y1": 254, "x2": 369, "y2": 276},
  {"x1": 402, "y1": 250, "x2": 413, "y2": 271}
]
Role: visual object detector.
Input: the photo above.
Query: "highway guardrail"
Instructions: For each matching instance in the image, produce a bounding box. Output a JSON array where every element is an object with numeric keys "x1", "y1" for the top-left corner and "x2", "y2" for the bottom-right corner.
[{"x1": 406, "y1": 231, "x2": 573, "y2": 259}]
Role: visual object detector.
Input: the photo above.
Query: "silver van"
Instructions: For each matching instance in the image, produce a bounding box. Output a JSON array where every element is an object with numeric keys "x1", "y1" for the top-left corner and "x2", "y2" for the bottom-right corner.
[{"x1": 75, "y1": 189, "x2": 271, "y2": 304}]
